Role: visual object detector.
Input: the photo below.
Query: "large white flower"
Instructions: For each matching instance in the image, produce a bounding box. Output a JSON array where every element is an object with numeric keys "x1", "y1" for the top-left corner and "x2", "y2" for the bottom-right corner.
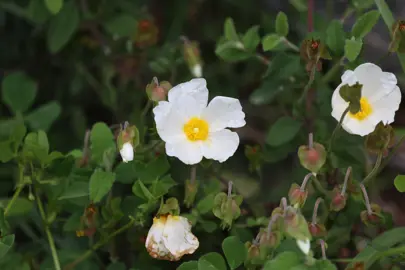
[
  {"x1": 331, "y1": 63, "x2": 401, "y2": 136},
  {"x1": 145, "y1": 215, "x2": 199, "y2": 261},
  {"x1": 153, "y1": 78, "x2": 246, "y2": 165}
]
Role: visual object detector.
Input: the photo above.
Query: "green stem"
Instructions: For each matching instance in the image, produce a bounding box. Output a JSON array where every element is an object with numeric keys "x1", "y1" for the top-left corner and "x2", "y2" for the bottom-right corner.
[
  {"x1": 298, "y1": 67, "x2": 317, "y2": 104},
  {"x1": 311, "y1": 176, "x2": 329, "y2": 196},
  {"x1": 4, "y1": 184, "x2": 25, "y2": 216},
  {"x1": 64, "y1": 219, "x2": 135, "y2": 270},
  {"x1": 377, "y1": 134, "x2": 405, "y2": 174},
  {"x1": 141, "y1": 100, "x2": 152, "y2": 119},
  {"x1": 281, "y1": 37, "x2": 299, "y2": 52},
  {"x1": 361, "y1": 152, "x2": 383, "y2": 186},
  {"x1": 36, "y1": 191, "x2": 61, "y2": 270},
  {"x1": 327, "y1": 107, "x2": 349, "y2": 153},
  {"x1": 254, "y1": 53, "x2": 270, "y2": 65}
]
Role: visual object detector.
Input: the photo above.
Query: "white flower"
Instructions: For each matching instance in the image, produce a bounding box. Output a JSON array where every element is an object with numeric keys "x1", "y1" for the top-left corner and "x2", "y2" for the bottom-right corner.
[
  {"x1": 331, "y1": 63, "x2": 401, "y2": 136},
  {"x1": 296, "y1": 239, "x2": 311, "y2": 255},
  {"x1": 145, "y1": 215, "x2": 199, "y2": 261},
  {"x1": 191, "y1": 64, "x2": 203, "y2": 78},
  {"x1": 119, "y1": 142, "x2": 134, "y2": 163},
  {"x1": 153, "y1": 78, "x2": 246, "y2": 165}
]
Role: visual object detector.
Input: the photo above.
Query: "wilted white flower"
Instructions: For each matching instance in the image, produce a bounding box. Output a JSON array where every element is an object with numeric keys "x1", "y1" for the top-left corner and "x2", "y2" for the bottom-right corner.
[
  {"x1": 145, "y1": 215, "x2": 199, "y2": 261},
  {"x1": 153, "y1": 78, "x2": 246, "y2": 165},
  {"x1": 331, "y1": 63, "x2": 401, "y2": 136},
  {"x1": 119, "y1": 142, "x2": 134, "y2": 163},
  {"x1": 296, "y1": 239, "x2": 311, "y2": 255}
]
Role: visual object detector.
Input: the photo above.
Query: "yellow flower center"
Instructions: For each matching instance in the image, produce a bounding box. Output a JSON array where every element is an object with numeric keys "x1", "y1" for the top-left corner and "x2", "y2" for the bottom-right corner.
[
  {"x1": 348, "y1": 97, "x2": 373, "y2": 121},
  {"x1": 183, "y1": 117, "x2": 209, "y2": 141}
]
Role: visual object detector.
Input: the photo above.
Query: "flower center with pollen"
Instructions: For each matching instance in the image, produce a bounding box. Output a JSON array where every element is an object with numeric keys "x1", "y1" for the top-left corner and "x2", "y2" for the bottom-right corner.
[
  {"x1": 183, "y1": 117, "x2": 209, "y2": 141},
  {"x1": 348, "y1": 97, "x2": 373, "y2": 121}
]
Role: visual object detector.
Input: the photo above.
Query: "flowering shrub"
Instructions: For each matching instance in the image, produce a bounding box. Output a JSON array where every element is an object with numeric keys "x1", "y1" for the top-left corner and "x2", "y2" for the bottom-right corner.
[{"x1": 0, "y1": 0, "x2": 405, "y2": 270}]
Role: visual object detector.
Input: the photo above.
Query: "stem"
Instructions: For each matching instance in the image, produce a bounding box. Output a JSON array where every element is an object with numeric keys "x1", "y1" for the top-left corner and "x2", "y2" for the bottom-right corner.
[
  {"x1": 359, "y1": 183, "x2": 372, "y2": 215},
  {"x1": 307, "y1": 0, "x2": 314, "y2": 32},
  {"x1": 190, "y1": 165, "x2": 197, "y2": 185},
  {"x1": 308, "y1": 133, "x2": 313, "y2": 149},
  {"x1": 300, "y1": 173, "x2": 314, "y2": 191},
  {"x1": 280, "y1": 197, "x2": 288, "y2": 211},
  {"x1": 361, "y1": 152, "x2": 383, "y2": 186},
  {"x1": 311, "y1": 198, "x2": 323, "y2": 225},
  {"x1": 281, "y1": 37, "x2": 299, "y2": 52},
  {"x1": 227, "y1": 181, "x2": 233, "y2": 198},
  {"x1": 298, "y1": 67, "x2": 316, "y2": 104},
  {"x1": 340, "y1": 8, "x2": 354, "y2": 23},
  {"x1": 377, "y1": 135, "x2": 405, "y2": 174},
  {"x1": 328, "y1": 107, "x2": 349, "y2": 153},
  {"x1": 254, "y1": 53, "x2": 270, "y2": 65},
  {"x1": 341, "y1": 167, "x2": 352, "y2": 196},
  {"x1": 267, "y1": 213, "x2": 281, "y2": 239},
  {"x1": 311, "y1": 176, "x2": 329, "y2": 196},
  {"x1": 141, "y1": 100, "x2": 152, "y2": 119},
  {"x1": 319, "y1": 239, "x2": 327, "y2": 259},
  {"x1": 4, "y1": 184, "x2": 24, "y2": 216},
  {"x1": 36, "y1": 190, "x2": 61, "y2": 270},
  {"x1": 64, "y1": 220, "x2": 135, "y2": 270}
]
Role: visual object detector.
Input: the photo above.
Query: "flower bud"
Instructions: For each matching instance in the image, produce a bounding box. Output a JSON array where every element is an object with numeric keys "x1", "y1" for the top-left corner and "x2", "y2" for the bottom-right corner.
[
  {"x1": 158, "y1": 198, "x2": 180, "y2": 216},
  {"x1": 283, "y1": 207, "x2": 312, "y2": 241},
  {"x1": 300, "y1": 39, "x2": 331, "y2": 72},
  {"x1": 389, "y1": 20, "x2": 405, "y2": 53},
  {"x1": 298, "y1": 143, "x2": 326, "y2": 173},
  {"x1": 146, "y1": 78, "x2": 172, "y2": 102},
  {"x1": 119, "y1": 142, "x2": 134, "y2": 163},
  {"x1": 330, "y1": 187, "x2": 346, "y2": 212},
  {"x1": 258, "y1": 230, "x2": 282, "y2": 249},
  {"x1": 184, "y1": 179, "x2": 199, "y2": 208},
  {"x1": 117, "y1": 124, "x2": 140, "y2": 163},
  {"x1": 288, "y1": 183, "x2": 308, "y2": 208},
  {"x1": 134, "y1": 19, "x2": 159, "y2": 48},
  {"x1": 360, "y1": 203, "x2": 384, "y2": 226},
  {"x1": 365, "y1": 122, "x2": 395, "y2": 153},
  {"x1": 212, "y1": 192, "x2": 243, "y2": 230},
  {"x1": 244, "y1": 242, "x2": 263, "y2": 267},
  {"x1": 308, "y1": 223, "x2": 327, "y2": 238},
  {"x1": 183, "y1": 39, "x2": 203, "y2": 78}
]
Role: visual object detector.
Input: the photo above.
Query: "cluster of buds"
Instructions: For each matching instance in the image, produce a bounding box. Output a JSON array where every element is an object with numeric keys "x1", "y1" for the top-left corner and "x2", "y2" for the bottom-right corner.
[
  {"x1": 134, "y1": 19, "x2": 159, "y2": 48},
  {"x1": 389, "y1": 20, "x2": 405, "y2": 53},
  {"x1": 182, "y1": 37, "x2": 203, "y2": 78},
  {"x1": 76, "y1": 203, "x2": 97, "y2": 238},
  {"x1": 212, "y1": 182, "x2": 243, "y2": 230},
  {"x1": 300, "y1": 38, "x2": 331, "y2": 72},
  {"x1": 146, "y1": 77, "x2": 172, "y2": 102},
  {"x1": 298, "y1": 133, "x2": 326, "y2": 174},
  {"x1": 117, "y1": 122, "x2": 140, "y2": 163}
]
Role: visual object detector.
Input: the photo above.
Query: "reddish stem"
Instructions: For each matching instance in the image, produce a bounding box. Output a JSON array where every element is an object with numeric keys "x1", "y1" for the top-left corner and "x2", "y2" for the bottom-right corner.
[{"x1": 308, "y1": 0, "x2": 314, "y2": 32}]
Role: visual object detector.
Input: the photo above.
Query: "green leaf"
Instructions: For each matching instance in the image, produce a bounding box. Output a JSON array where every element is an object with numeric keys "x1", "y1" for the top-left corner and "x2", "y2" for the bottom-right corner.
[
  {"x1": 44, "y1": 0, "x2": 63, "y2": 14},
  {"x1": 90, "y1": 122, "x2": 116, "y2": 165},
  {"x1": 275, "y1": 12, "x2": 289, "y2": 36},
  {"x1": 196, "y1": 194, "x2": 215, "y2": 214},
  {"x1": 150, "y1": 175, "x2": 177, "y2": 198},
  {"x1": 89, "y1": 169, "x2": 115, "y2": 203},
  {"x1": 314, "y1": 260, "x2": 337, "y2": 270},
  {"x1": 1, "y1": 72, "x2": 37, "y2": 114},
  {"x1": 326, "y1": 20, "x2": 346, "y2": 54},
  {"x1": 242, "y1": 26, "x2": 260, "y2": 52},
  {"x1": 266, "y1": 116, "x2": 302, "y2": 146},
  {"x1": 0, "y1": 198, "x2": 33, "y2": 216},
  {"x1": 132, "y1": 180, "x2": 155, "y2": 201},
  {"x1": 224, "y1": 17, "x2": 239, "y2": 41},
  {"x1": 0, "y1": 235, "x2": 14, "y2": 259},
  {"x1": 58, "y1": 181, "x2": 89, "y2": 200},
  {"x1": 138, "y1": 155, "x2": 170, "y2": 183},
  {"x1": 0, "y1": 209, "x2": 9, "y2": 235},
  {"x1": 25, "y1": 101, "x2": 61, "y2": 131},
  {"x1": 177, "y1": 261, "x2": 198, "y2": 270},
  {"x1": 23, "y1": 130, "x2": 49, "y2": 162},
  {"x1": 63, "y1": 212, "x2": 81, "y2": 231},
  {"x1": 344, "y1": 38, "x2": 363, "y2": 62},
  {"x1": 28, "y1": 0, "x2": 52, "y2": 24},
  {"x1": 47, "y1": 0, "x2": 80, "y2": 53},
  {"x1": 222, "y1": 236, "x2": 247, "y2": 269},
  {"x1": 0, "y1": 141, "x2": 14, "y2": 163},
  {"x1": 262, "y1": 34, "x2": 282, "y2": 51},
  {"x1": 351, "y1": 10, "x2": 380, "y2": 39},
  {"x1": 198, "y1": 252, "x2": 227, "y2": 270},
  {"x1": 263, "y1": 251, "x2": 302, "y2": 269},
  {"x1": 104, "y1": 15, "x2": 138, "y2": 38},
  {"x1": 215, "y1": 41, "x2": 250, "y2": 62},
  {"x1": 394, "y1": 175, "x2": 405, "y2": 192}
]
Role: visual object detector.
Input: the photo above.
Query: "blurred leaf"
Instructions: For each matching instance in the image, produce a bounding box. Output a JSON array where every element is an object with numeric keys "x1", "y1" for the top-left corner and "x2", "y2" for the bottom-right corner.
[
  {"x1": 289, "y1": 0, "x2": 307, "y2": 12},
  {"x1": 275, "y1": 12, "x2": 289, "y2": 36},
  {"x1": 138, "y1": 155, "x2": 170, "y2": 184},
  {"x1": 23, "y1": 130, "x2": 49, "y2": 162},
  {"x1": 1, "y1": 72, "x2": 37, "y2": 114},
  {"x1": 0, "y1": 209, "x2": 9, "y2": 235},
  {"x1": 0, "y1": 198, "x2": 33, "y2": 216},
  {"x1": 150, "y1": 175, "x2": 177, "y2": 198},
  {"x1": 394, "y1": 175, "x2": 405, "y2": 192},
  {"x1": 351, "y1": 10, "x2": 380, "y2": 39},
  {"x1": 25, "y1": 101, "x2": 61, "y2": 131},
  {"x1": 344, "y1": 38, "x2": 363, "y2": 62},
  {"x1": 89, "y1": 169, "x2": 115, "y2": 203},
  {"x1": 313, "y1": 260, "x2": 337, "y2": 270},
  {"x1": 107, "y1": 262, "x2": 126, "y2": 270},
  {"x1": 196, "y1": 194, "x2": 215, "y2": 214},
  {"x1": 104, "y1": 15, "x2": 138, "y2": 38},
  {"x1": 28, "y1": 0, "x2": 52, "y2": 23},
  {"x1": 90, "y1": 122, "x2": 116, "y2": 165},
  {"x1": 58, "y1": 181, "x2": 89, "y2": 200},
  {"x1": 224, "y1": 17, "x2": 239, "y2": 41},
  {"x1": 215, "y1": 41, "x2": 251, "y2": 62},
  {"x1": 222, "y1": 236, "x2": 246, "y2": 269},
  {"x1": 44, "y1": 0, "x2": 63, "y2": 15},
  {"x1": 177, "y1": 261, "x2": 198, "y2": 270},
  {"x1": 198, "y1": 252, "x2": 227, "y2": 270},
  {"x1": 242, "y1": 25, "x2": 260, "y2": 52},
  {"x1": 262, "y1": 34, "x2": 282, "y2": 51},
  {"x1": 0, "y1": 235, "x2": 14, "y2": 259},
  {"x1": 266, "y1": 116, "x2": 302, "y2": 146},
  {"x1": 47, "y1": 0, "x2": 80, "y2": 53},
  {"x1": 263, "y1": 251, "x2": 302, "y2": 269},
  {"x1": 326, "y1": 20, "x2": 345, "y2": 54},
  {"x1": 115, "y1": 162, "x2": 137, "y2": 184},
  {"x1": 352, "y1": 0, "x2": 374, "y2": 11},
  {"x1": 132, "y1": 180, "x2": 155, "y2": 201},
  {"x1": 63, "y1": 212, "x2": 81, "y2": 231},
  {"x1": 0, "y1": 141, "x2": 14, "y2": 163}
]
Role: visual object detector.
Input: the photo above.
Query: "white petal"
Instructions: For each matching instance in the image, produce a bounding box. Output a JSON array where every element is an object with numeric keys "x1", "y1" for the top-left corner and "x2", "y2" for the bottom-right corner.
[
  {"x1": 119, "y1": 142, "x2": 133, "y2": 162},
  {"x1": 172, "y1": 93, "x2": 205, "y2": 119},
  {"x1": 341, "y1": 70, "x2": 358, "y2": 86},
  {"x1": 153, "y1": 101, "x2": 172, "y2": 128},
  {"x1": 202, "y1": 129, "x2": 239, "y2": 162},
  {"x1": 191, "y1": 64, "x2": 203, "y2": 78},
  {"x1": 168, "y1": 78, "x2": 208, "y2": 111},
  {"x1": 154, "y1": 106, "x2": 186, "y2": 144},
  {"x1": 165, "y1": 139, "x2": 203, "y2": 165},
  {"x1": 296, "y1": 239, "x2": 311, "y2": 255},
  {"x1": 145, "y1": 218, "x2": 174, "y2": 260},
  {"x1": 162, "y1": 216, "x2": 199, "y2": 260},
  {"x1": 369, "y1": 85, "x2": 402, "y2": 125},
  {"x1": 202, "y1": 96, "x2": 246, "y2": 132}
]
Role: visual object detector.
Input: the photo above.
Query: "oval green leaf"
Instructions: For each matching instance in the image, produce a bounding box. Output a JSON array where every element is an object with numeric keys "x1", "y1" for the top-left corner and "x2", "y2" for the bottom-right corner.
[
  {"x1": 198, "y1": 252, "x2": 227, "y2": 270},
  {"x1": 222, "y1": 236, "x2": 247, "y2": 269},
  {"x1": 266, "y1": 116, "x2": 302, "y2": 146}
]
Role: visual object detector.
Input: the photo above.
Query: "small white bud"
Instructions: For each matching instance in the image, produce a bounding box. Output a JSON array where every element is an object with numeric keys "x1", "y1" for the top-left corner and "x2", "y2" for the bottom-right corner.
[
  {"x1": 120, "y1": 142, "x2": 134, "y2": 163},
  {"x1": 191, "y1": 64, "x2": 203, "y2": 78}
]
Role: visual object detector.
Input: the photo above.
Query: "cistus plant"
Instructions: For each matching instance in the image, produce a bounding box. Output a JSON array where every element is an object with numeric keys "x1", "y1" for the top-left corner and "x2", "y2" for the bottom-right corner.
[{"x1": 1, "y1": 0, "x2": 405, "y2": 270}]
